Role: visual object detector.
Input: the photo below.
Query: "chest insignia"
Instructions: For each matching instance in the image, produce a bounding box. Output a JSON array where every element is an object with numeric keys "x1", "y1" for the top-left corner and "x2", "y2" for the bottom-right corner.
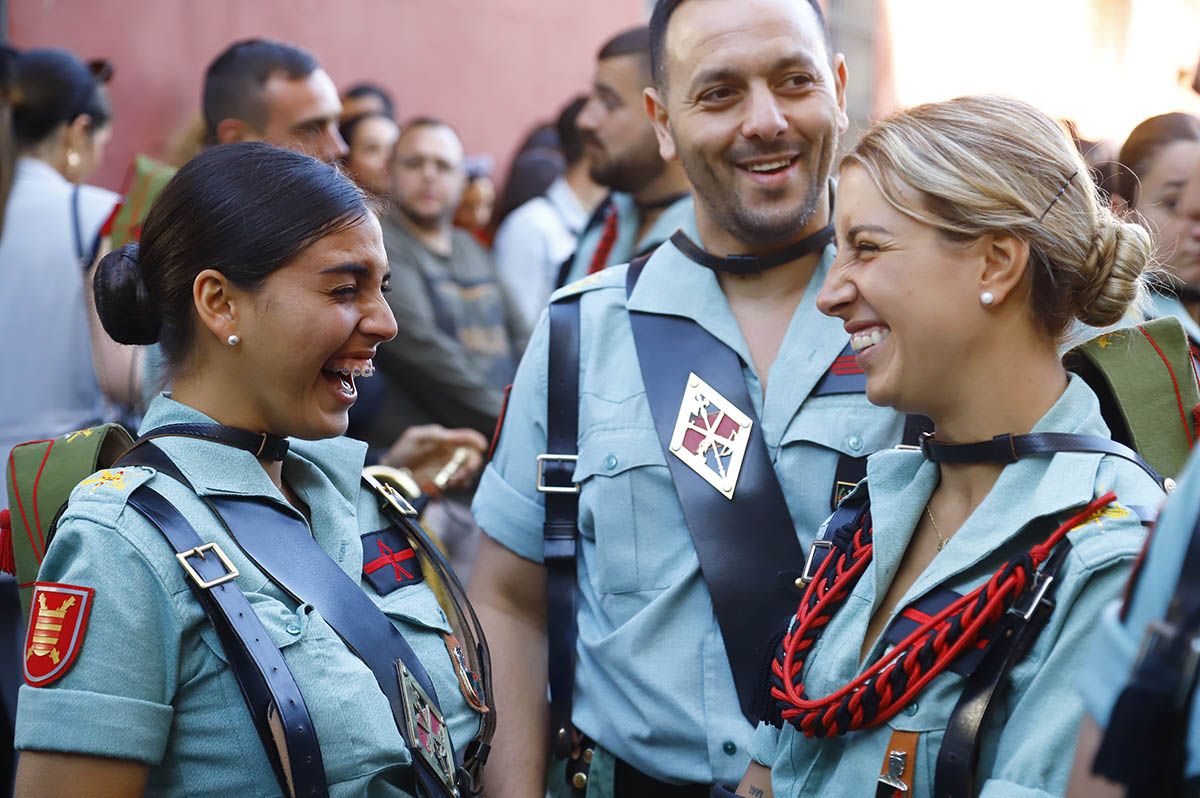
[
  {"x1": 669, "y1": 373, "x2": 752, "y2": 500},
  {"x1": 24, "y1": 582, "x2": 94, "y2": 687},
  {"x1": 361, "y1": 527, "x2": 424, "y2": 595}
]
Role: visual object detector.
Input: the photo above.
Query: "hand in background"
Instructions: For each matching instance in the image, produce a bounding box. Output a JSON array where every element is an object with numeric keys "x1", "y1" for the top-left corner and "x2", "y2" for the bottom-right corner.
[{"x1": 380, "y1": 424, "x2": 488, "y2": 493}]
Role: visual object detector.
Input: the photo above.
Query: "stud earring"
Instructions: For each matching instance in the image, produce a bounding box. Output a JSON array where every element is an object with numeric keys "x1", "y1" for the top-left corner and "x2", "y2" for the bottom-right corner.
[
  {"x1": 227, "y1": 334, "x2": 241, "y2": 346},
  {"x1": 980, "y1": 291, "x2": 995, "y2": 306},
  {"x1": 66, "y1": 150, "x2": 81, "y2": 171}
]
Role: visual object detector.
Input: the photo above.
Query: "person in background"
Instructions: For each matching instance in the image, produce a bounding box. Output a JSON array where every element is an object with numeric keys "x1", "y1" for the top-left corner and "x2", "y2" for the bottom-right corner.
[
  {"x1": 455, "y1": 157, "x2": 498, "y2": 244},
  {"x1": 493, "y1": 95, "x2": 605, "y2": 329},
  {"x1": 489, "y1": 123, "x2": 566, "y2": 240},
  {"x1": 0, "y1": 48, "x2": 128, "y2": 503},
  {"x1": 340, "y1": 110, "x2": 400, "y2": 198},
  {"x1": 340, "y1": 81, "x2": 396, "y2": 121},
  {"x1": 557, "y1": 25, "x2": 693, "y2": 287},
  {"x1": 1109, "y1": 113, "x2": 1200, "y2": 347},
  {"x1": 375, "y1": 117, "x2": 525, "y2": 578},
  {"x1": 204, "y1": 38, "x2": 346, "y2": 163}
]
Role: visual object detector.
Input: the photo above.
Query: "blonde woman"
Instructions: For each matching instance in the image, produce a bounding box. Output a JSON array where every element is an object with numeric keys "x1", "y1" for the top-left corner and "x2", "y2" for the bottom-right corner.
[{"x1": 736, "y1": 96, "x2": 1164, "y2": 797}]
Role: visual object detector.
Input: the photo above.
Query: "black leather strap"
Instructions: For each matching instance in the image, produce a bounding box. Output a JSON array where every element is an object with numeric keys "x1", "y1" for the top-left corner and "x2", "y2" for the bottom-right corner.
[
  {"x1": 669, "y1": 226, "x2": 834, "y2": 276},
  {"x1": 933, "y1": 539, "x2": 1072, "y2": 798},
  {"x1": 545, "y1": 296, "x2": 583, "y2": 757},
  {"x1": 138, "y1": 423, "x2": 290, "y2": 461},
  {"x1": 920, "y1": 432, "x2": 1165, "y2": 488},
  {"x1": 625, "y1": 256, "x2": 806, "y2": 722},
  {"x1": 121, "y1": 445, "x2": 329, "y2": 798}
]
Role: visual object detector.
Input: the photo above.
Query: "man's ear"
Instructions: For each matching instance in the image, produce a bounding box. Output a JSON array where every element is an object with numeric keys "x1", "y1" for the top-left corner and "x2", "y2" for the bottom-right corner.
[
  {"x1": 832, "y1": 54, "x2": 849, "y2": 135},
  {"x1": 192, "y1": 268, "x2": 242, "y2": 345},
  {"x1": 214, "y1": 117, "x2": 260, "y2": 145},
  {"x1": 644, "y1": 87, "x2": 677, "y2": 162},
  {"x1": 978, "y1": 233, "x2": 1031, "y2": 307}
]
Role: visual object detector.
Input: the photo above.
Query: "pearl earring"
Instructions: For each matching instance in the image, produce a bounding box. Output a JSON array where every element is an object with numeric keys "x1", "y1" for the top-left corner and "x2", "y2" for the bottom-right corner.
[
  {"x1": 980, "y1": 291, "x2": 995, "y2": 306},
  {"x1": 66, "y1": 151, "x2": 81, "y2": 171},
  {"x1": 227, "y1": 334, "x2": 241, "y2": 346}
]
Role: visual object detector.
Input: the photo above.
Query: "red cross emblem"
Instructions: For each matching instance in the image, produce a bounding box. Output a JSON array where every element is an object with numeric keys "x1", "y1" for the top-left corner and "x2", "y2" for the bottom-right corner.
[
  {"x1": 361, "y1": 528, "x2": 423, "y2": 595},
  {"x1": 669, "y1": 373, "x2": 752, "y2": 499}
]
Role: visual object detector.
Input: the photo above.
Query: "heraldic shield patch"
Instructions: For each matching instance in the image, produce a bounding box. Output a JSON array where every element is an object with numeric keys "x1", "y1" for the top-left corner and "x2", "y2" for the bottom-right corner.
[
  {"x1": 669, "y1": 372, "x2": 753, "y2": 500},
  {"x1": 24, "y1": 582, "x2": 94, "y2": 687},
  {"x1": 361, "y1": 527, "x2": 424, "y2": 596}
]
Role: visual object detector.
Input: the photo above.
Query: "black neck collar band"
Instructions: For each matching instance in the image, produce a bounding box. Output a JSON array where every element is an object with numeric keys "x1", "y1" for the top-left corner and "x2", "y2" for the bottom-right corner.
[
  {"x1": 136, "y1": 423, "x2": 290, "y2": 461},
  {"x1": 670, "y1": 225, "x2": 835, "y2": 276}
]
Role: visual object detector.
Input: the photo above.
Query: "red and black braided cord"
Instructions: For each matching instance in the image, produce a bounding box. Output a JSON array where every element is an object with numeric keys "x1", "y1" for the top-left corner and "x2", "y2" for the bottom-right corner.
[{"x1": 770, "y1": 492, "x2": 1117, "y2": 737}]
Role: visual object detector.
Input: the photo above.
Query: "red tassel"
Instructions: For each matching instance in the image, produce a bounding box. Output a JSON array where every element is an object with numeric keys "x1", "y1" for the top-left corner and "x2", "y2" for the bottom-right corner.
[{"x1": 0, "y1": 509, "x2": 14, "y2": 576}]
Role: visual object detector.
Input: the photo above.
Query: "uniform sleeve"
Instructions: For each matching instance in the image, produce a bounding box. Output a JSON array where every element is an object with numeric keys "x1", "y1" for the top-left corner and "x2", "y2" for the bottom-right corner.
[
  {"x1": 470, "y1": 310, "x2": 551, "y2": 563},
  {"x1": 1076, "y1": 461, "x2": 1200, "y2": 776},
  {"x1": 15, "y1": 506, "x2": 183, "y2": 765},
  {"x1": 375, "y1": 255, "x2": 504, "y2": 436},
  {"x1": 977, "y1": 544, "x2": 1138, "y2": 798}
]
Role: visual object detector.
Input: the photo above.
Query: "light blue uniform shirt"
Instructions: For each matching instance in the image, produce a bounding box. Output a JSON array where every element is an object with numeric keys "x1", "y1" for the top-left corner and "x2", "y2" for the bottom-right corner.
[
  {"x1": 752, "y1": 376, "x2": 1162, "y2": 798},
  {"x1": 472, "y1": 223, "x2": 903, "y2": 784},
  {"x1": 1078, "y1": 449, "x2": 1200, "y2": 778},
  {"x1": 15, "y1": 395, "x2": 481, "y2": 796},
  {"x1": 559, "y1": 192, "x2": 694, "y2": 286}
]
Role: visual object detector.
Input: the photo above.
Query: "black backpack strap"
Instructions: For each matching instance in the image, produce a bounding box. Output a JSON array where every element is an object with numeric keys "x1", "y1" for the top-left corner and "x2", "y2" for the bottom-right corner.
[
  {"x1": 933, "y1": 537, "x2": 1073, "y2": 798},
  {"x1": 1091, "y1": 511, "x2": 1200, "y2": 797},
  {"x1": 121, "y1": 446, "x2": 329, "y2": 798},
  {"x1": 625, "y1": 255, "x2": 806, "y2": 723},
  {"x1": 544, "y1": 294, "x2": 583, "y2": 758}
]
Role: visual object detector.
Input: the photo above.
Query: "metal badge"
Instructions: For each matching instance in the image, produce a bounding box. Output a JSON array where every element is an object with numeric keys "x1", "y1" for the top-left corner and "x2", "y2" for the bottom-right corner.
[
  {"x1": 668, "y1": 373, "x2": 752, "y2": 500},
  {"x1": 878, "y1": 750, "x2": 909, "y2": 792},
  {"x1": 398, "y1": 662, "x2": 459, "y2": 796}
]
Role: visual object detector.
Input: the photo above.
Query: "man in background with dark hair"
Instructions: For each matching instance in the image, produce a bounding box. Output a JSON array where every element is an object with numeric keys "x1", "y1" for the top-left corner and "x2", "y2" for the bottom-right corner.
[
  {"x1": 494, "y1": 95, "x2": 606, "y2": 329},
  {"x1": 340, "y1": 81, "x2": 396, "y2": 121},
  {"x1": 556, "y1": 25, "x2": 693, "y2": 287},
  {"x1": 470, "y1": 0, "x2": 903, "y2": 795},
  {"x1": 203, "y1": 38, "x2": 346, "y2": 163},
  {"x1": 371, "y1": 116, "x2": 525, "y2": 579}
]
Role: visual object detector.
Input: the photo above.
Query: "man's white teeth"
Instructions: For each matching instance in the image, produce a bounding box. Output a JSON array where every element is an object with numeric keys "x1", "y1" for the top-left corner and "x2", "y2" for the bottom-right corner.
[
  {"x1": 747, "y1": 159, "x2": 792, "y2": 173},
  {"x1": 850, "y1": 328, "x2": 891, "y2": 353}
]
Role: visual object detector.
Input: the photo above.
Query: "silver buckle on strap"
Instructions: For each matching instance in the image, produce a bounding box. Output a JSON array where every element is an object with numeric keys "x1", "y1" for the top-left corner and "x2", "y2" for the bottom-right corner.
[
  {"x1": 175, "y1": 542, "x2": 239, "y2": 589},
  {"x1": 799, "y1": 540, "x2": 834, "y2": 586},
  {"x1": 536, "y1": 454, "x2": 579, "y2": 494}
]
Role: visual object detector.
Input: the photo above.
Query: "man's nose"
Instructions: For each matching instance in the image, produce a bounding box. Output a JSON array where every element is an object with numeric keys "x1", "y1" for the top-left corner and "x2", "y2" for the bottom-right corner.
[{"x1": 741, "y1": 84, "x2": 788, "y2": 141}]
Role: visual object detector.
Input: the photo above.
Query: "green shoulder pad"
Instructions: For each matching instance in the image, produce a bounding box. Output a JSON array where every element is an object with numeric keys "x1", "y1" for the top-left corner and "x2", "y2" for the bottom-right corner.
[
  {"x1": 1067, "y1": 316, "x2": 1200, "y2": 481},
  {"x1": 5, "y1": 424, "x2": 134, "y2": 620},
  {"x1": 108, "y1": 155, "x2": 177, "y2": 248}
]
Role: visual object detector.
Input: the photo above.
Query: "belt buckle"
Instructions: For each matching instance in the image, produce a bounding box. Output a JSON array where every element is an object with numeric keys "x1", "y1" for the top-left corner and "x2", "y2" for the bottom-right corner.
[
  {"x1": 1009, "y1": 571, "x2": 1055, "y2": 621},
  {"x1": 398, "y1": 662, "x2": 460, "y2": 796},
  {"x1": 363, "y1": 470, "x2": 419, "y2": 518},
  {"x1": 175, "y1": 542, "x2": 239, "y2": 589},
  {"x1": 536, "y1": 454, "x2": 579, "y2": 494}
]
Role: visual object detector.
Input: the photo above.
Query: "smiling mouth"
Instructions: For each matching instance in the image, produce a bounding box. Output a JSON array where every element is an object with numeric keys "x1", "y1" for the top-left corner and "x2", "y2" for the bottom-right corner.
[
  {"x1": 320, "y1": 358, "x2": 376, "y2": 400},
  {"x1": 850, "y1": 327, "x2": 891, "y2": 354},
  {"x1": 740, "y1": 157, "x2": 797, "y2": 175}
]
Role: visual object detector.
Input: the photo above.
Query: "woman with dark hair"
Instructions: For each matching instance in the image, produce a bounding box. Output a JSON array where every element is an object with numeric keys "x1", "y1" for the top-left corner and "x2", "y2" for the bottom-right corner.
[
  {"x1": 1110, "y1": 113, "x2": 1200, "y2": 346},
  {"x1": 13, "y1": 143, "x2": 487, "y2": 797},
  {"x1": 0, "y1": 47, "x2": 128, "y2": 505}
]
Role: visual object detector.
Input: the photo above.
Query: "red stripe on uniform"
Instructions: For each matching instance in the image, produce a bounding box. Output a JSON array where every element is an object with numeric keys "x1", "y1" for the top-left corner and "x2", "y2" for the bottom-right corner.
[
  {"x1": 364, "y1": 547, "x2": 415, "y2": 578},
  {"x1": 30, "y1": 440, "x2": 56, "y2": 555},
  {"x1": 830, "y1": 356, "x2": 863, "y2": 376}
]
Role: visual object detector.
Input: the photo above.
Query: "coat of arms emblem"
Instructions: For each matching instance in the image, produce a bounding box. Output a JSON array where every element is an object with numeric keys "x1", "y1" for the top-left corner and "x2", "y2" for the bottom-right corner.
[{"x1": 669, "y1": 373, "x2": 752, "y2": 500}]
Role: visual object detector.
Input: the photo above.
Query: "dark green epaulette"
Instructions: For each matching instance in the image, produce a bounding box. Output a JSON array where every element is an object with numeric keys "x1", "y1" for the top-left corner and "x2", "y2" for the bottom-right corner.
[{"x1": 3, "y1": 424, "x2": 133, "y2": 620}]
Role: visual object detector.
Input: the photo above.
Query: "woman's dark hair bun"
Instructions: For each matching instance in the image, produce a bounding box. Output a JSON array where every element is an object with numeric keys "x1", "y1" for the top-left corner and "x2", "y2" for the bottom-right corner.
[{"x1": 93, "y1": 243, "x2": 162, "y2": 345}]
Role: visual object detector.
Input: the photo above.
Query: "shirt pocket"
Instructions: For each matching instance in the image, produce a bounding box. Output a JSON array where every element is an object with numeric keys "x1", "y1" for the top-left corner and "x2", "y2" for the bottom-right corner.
[
  {"x1": 779, "y1": 398, "x2": 904, "y2": 526},
  {"x1": 573, "y1": 426, "x2": 691, "y2": 594}
]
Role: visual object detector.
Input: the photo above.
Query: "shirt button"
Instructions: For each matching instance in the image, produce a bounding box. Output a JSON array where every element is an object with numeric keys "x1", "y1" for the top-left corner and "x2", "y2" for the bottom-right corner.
[
  {"x1": 603, "y1": 454, "x2": 618, "y2": 471},
  {"x1": 722, "y1": 740, "x2": 738, "y2": 756},
  {"x1": 904, "y1": 702, "x2": 918, "y2": 716},
  {"x1": 846, "y1": 435, "x2": 863, "y2": 452},
  {"x1": 286, "y1": 623, "x2": 302, "y2": 636}
]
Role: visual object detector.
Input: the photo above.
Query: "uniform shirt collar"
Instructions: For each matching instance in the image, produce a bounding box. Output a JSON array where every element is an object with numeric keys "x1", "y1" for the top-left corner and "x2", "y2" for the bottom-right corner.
[
  {"x1": 137, "y1": 394, "x2": 366, "y2": 505},
  {"x1": 863, "y1": 374, "x2": 1110, "y2": 615},
  {"x1": 15, "y1": 156, "x2": 69, "y2": 188}
]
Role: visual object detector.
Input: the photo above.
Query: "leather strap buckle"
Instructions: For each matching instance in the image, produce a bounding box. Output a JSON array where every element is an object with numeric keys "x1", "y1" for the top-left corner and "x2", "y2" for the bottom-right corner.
[
  {"x1": 536, "y1": 454, "x2": 579, "y2": 494},
  {"x1": 362, "y1": 470, "x2": 419, "y2": 518},
  {"x1": 799, "y1": 540, "x2": 834, "y2": 586},
  {"x1": 176, "y1": 542, "x2": 240, "y2": 589},
  {"x1": 1009, "y1": 571, "x2": 1055, "y2": 621}
]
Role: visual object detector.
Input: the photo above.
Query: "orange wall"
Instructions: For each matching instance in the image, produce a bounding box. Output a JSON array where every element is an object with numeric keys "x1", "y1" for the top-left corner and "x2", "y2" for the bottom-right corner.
[{"x1": 11, "y1": 0, "x2": 646, "y2": 191}]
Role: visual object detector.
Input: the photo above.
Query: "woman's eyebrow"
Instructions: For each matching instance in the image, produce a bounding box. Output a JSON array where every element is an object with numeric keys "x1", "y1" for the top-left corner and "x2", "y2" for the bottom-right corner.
[
  {"x1": 318, "y1": 262, "x2": 370, "y2": 277},
  {"x1": 846, "y1": 224, "x2": 891, "y2": 238}
]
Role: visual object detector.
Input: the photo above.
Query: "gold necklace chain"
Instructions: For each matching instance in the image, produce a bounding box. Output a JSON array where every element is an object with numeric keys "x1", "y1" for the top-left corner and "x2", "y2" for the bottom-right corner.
[{"x1": 925, "y1": 504, "x2": 948, "y2": 551}]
